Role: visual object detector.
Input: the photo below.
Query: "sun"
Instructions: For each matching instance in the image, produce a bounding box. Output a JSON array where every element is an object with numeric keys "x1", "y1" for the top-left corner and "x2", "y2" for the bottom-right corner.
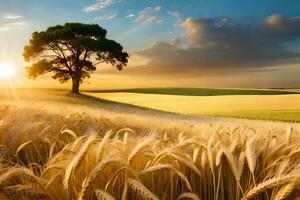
[{"x1": 0, "y1": 62, "x2": 15, "y2": 79}]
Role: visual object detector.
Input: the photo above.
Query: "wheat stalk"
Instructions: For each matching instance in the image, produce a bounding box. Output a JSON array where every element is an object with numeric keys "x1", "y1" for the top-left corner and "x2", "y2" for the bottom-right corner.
[
  {"x1": 15, "y1": 140, "x2": 34, "y2": 159},
  {"x1": 128, "y1": 178, "x2": 159, "y2": 200},
  {"x1": 128, "y1": 137, "x2": 153, "y2": 164},
  {"x1": 4, "y1": 184, "x2": 50, "y2": 200},
  {"x1": 177, "y1": 192, "x2": 201, "y2": 200},
  {"x1": 0, "y1": 168, "x2": 47, "y2": 188},
  {"x1": 78, "y1": 156, "x2": 123, "y2": 200},
  {"x1": 94, "y1": 189, "x2": 116, "y2": 200},
  {"x1": 246, "y1": 137, "x2": 257, "y2": 174},
  {"x1": 60, "y1": 129, "x2": 77, "y2": 141},
  {"x1": 274, "y1": 181, "x2": 295, "y2": 200},
  {"x1": 63, "y1": 134, "x2": 96, "y2": 192},
  {"x1": 193, "y1": 148, "x2": 200, "y2": 163},
  {"x1": 215, "y1": 149, "x2": 224, "y2": 167},
  {"x1": 139, "y1": 164, "x2": 193, "y2": 192},
  {"x1": 168, "y1": 152, "x2": 201, "y2": 176},
  {"x1": 242, "y1": 174, "x2": 295, "y2": 199},
  {"x1": 96, "y1": 130, "x2": 112, "y2": 162}
]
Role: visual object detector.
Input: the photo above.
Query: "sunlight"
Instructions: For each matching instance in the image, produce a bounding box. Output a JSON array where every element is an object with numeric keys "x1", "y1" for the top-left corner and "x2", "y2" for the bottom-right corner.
[{"x1": 0, "y1": 62, "x2": 15, "y2": 79}]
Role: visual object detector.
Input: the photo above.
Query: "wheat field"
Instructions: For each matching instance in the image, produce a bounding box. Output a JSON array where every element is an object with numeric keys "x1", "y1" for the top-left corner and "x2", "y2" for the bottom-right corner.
[
  {"x1": 85, "y1": 92, "x2": 300, "y2": 122},
  {"x1": 0, "y1": 92, "x2": 300, "y2": 200}
]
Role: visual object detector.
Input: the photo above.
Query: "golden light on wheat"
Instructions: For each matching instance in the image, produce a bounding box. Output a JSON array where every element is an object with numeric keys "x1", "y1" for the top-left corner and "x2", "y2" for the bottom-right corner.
[{"x1": 0, "y1": 105, "x2": 300, "y2": 200}]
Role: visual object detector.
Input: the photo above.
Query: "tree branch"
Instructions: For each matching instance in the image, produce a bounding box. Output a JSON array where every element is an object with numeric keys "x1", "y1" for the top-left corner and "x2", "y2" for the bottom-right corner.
[
  {"x1": 46, "y1": 43, "x2": 74, "y2": 75},
  {"x1": 92, "y1": 60, "x2": 106, "y2": 67}
]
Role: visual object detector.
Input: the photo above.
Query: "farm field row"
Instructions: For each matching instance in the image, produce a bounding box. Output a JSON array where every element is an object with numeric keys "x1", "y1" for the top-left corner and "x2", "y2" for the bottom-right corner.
[{"x1": 85, "y1": 92, "x2": 300, "y2": 122}]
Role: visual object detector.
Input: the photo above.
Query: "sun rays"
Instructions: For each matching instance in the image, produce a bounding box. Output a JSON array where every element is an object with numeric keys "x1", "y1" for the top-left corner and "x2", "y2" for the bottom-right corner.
[{"x1": 0, "y1": 62, "x2": 15, "y2": 79}]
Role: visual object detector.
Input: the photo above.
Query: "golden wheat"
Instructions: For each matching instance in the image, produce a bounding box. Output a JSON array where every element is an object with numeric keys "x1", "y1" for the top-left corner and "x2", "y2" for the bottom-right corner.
[{"x1": 0, "y1": 105, "x2": 300, "y2": 199}]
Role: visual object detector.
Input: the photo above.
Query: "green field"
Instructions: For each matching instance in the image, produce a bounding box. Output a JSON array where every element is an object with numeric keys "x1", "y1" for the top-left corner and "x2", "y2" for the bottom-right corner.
[
  {"x1": 85, "y1": 88, "x2": 300, "y2": 122},
  {"x1": 86, "y1": 87, "x2": 299, "y2": 96}
]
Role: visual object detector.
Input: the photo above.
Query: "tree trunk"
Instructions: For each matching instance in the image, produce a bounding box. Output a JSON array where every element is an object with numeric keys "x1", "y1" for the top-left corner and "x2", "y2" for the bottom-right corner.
[{"x1": 71, "y1": 75, "x2": 80, "y2": 94}]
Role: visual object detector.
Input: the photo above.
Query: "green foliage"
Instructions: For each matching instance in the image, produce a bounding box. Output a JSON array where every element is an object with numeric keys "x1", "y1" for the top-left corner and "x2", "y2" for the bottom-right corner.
[
  {"x1": 87, "y1": 87, "x2": 299, "y2": 96},
  {"x1": 23, "y1": 23, "x2": 129, "y2": 93}
]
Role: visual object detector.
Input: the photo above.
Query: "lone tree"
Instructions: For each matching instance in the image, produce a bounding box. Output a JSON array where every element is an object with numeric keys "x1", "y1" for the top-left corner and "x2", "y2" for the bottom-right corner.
[{"x1": 23, "y1": 23, "x2": 128, "y2": 94}]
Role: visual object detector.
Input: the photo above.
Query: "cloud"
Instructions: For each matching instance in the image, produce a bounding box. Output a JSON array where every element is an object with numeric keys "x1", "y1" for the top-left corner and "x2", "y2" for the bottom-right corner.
[
  {"x1": 94, "y1": 13, "x2": 117, "y2": 20},
  {"x1": 120, "y1": 14, "x2": 300, "y2": 77},
  {"x1": 135, "y1": 7, "x2": 163, "y2": 24},
  {"x1": 0, "y1": 20, "x2": 28, "y2": 32},
  {"x1": 126, "y1": 14, "x2": 135, "y2": 18},
  {"x1": 12, "y1": 21, "x2": 28, "y2": 26},
  {"x1": 84, "y1": 0, "x2": 120, "y2": 12},
  {"x1": 0, "y1": 26, "x2": 12, "y2": 31},
  {"x1": 1, "y1": 14, "x2": 27, "y2": 31},
  {"x1": 168, "y1": 11, "x2": 181, "y2": 17},
  {"x1": 3, "y1": 14, "x2": 23, "y2": 20}
]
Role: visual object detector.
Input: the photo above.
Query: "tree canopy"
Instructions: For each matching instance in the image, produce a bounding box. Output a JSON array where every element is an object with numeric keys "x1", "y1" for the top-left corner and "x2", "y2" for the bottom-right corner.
[{"x1": 24, "y1": 23, "x2": 129, "y2": 93}]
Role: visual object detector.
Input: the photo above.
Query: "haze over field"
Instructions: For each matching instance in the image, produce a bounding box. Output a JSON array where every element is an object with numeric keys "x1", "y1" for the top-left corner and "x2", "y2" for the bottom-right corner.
[
  {"x1": 1, "y1": 1, "x2": 300, "y2": 200},
  {"x1": 0, "y1": 0, "x2": 300, "y2": 89}
]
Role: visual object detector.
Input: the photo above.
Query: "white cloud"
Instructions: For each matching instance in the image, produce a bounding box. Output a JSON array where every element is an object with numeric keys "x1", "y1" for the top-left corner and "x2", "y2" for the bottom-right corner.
[
  {"x1": 94, "y1": 13, "x2": 117, "y2": 20},
  {"x1": 135, "y1": 7, "x2": 163, "y2": 24},
  {"x1": 156, "y1": 19, "x2": 164, "y2": 24},
  {"x1": 3, "y1": 14, "x2": 23, "y2": 20},
  {"x1": 84, "y1": 0, "x2": 121, "y2": 12},
  {"x1": 144, "y1": 15, "x2": 158, "y2": 23},
  {"x1": 1, "y1": 14, "x2": 27, "y2": 31},
  {"x1": 168, "y1": 11, "x2": 181, "y2": 17},
  {"x1": 13, "y1": 21, "x2": 28, "y2": 26},
  {"x1": 0, "y1": 20, "x2": 28, "y2": 32},
  {"x1": 126, "y1": 14, "x2": 135, "y2": 18},
  {"x1": 0, "y1": 26, "x2": 12, "y2": 31}
]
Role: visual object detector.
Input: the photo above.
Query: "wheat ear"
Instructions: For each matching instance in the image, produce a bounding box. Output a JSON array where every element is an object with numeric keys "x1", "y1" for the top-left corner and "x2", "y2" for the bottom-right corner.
[
  {"x1": 177, "y1": 192, "x2": 201, "y2": 200},
  {"x1": 128, "y1": 178, "x2": 159, "y2": 200},
  {"x1": 95, "y1": 189, "x2": 116, "y2": 200},
  {"x1": 63, "y1": 134, "x2": 96, "y2": 192},
  {"x1": 243, "y1": 175, "x2": 295, "y2": 199},
  {"x1": 4, "y1": 185, "x2": 50, "y2": 200}
]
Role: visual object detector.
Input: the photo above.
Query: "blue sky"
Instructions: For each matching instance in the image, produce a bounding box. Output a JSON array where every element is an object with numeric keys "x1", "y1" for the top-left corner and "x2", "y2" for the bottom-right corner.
[
  {"x1": 1, "y1": 0, "x2": 299, "y2": 51},
  {"x1": 1, "y1": 0, "x2": 300, "y2": 88}
]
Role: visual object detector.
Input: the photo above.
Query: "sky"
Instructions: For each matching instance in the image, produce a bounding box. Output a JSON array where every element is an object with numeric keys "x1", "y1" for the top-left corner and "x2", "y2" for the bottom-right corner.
[{"x1": 0, "y1": 0, "x2": 300, "y2": 89}]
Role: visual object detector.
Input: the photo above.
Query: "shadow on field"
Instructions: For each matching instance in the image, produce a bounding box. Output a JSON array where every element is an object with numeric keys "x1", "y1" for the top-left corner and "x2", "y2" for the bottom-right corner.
[
  {"x1": 0, "y1": 88, "x2": 204, "y2": 121},
  {"x1": 67, "y1": 92, "x2": 188, "y2": 119}
]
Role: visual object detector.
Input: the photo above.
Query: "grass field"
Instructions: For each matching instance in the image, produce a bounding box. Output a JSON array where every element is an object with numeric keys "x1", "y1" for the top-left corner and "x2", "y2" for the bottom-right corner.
[
  {"x1": 1, "y1": 88, "x2": 300, "y2": 199},
  {"x1": 86, "y1": 87, "x2": 299, "y2": 96},
  {"x1": 86, "y1": 88, "x2": 300, "y2": 122}
]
